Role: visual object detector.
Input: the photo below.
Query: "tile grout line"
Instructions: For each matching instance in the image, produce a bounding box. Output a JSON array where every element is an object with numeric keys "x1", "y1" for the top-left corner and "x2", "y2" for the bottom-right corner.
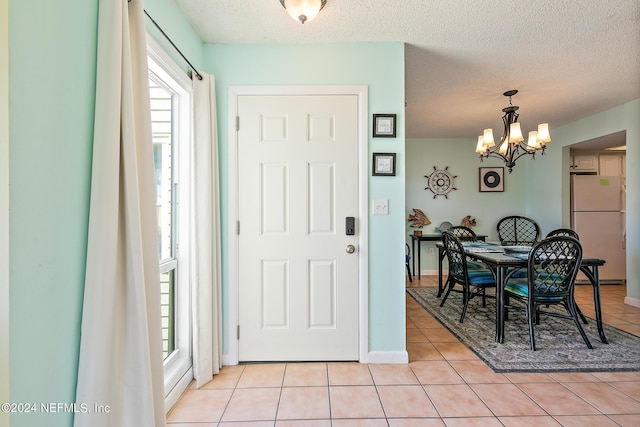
[
  {"x1": 367, "y1": 365, "x2": 392, "y2": 426},
  {"x1": 272, "y1": 363, "x2": 288, "y2": 423},
  {"x1": 216, "y1": 365, "x2": 244, "y2": 425},
  {"x1": 326, "y1": 363, "x2": 333, "y2": 427}
]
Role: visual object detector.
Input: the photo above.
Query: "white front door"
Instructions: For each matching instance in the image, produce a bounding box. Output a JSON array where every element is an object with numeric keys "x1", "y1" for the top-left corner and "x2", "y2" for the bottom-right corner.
[{"x1": 237, "y1": 94, "x2": 360, "y2": 361}]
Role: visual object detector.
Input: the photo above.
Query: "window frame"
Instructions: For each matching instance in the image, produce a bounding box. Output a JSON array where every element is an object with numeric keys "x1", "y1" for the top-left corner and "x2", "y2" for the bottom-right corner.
[{"x1": 147, "y1": 37, "x2": 193, "y2": 403}]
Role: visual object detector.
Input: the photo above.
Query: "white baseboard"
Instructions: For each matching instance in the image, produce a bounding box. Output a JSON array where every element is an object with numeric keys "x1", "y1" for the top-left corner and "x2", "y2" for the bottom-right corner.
[
  {"x1": 624, "y1": 296, "x2": 640, "y2": 308},
  {"x1": 221, "y1": 352, "x2": 409, "y2": 365},
  {"x1": 222, "y1": 352, "x2": 237, "y2": 366},
  {"x1": 419, "y1": 269, "x2": 441, "y2": 276},
  {"x1": 367, "y1": 351, "x2": 409, "y2": 364},
  {"x1": 165, "y1": 367, "x2": 193, "y2": 414},
  {"x1": 410, "y1": 269, "x2": 443, "y2": 277}
]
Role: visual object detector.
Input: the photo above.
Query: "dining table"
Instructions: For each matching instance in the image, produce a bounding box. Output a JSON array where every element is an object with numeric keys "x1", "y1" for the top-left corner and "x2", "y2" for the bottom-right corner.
[
  {"x1": 436, "y1": 241, "x2": 608, "y2": 344},
  {"x1": 410, "y1": 233, "x2": 487, "y2": 280}
]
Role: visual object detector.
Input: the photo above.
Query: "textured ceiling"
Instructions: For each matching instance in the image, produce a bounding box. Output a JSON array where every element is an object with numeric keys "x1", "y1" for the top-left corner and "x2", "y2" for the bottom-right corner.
[{"x1": 174, "y1": 0, "x2": 640, "y2": 141}]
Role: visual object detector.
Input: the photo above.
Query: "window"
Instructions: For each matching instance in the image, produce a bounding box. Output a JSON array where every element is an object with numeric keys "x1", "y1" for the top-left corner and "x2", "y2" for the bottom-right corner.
[
  {"x1": 150, "y1": 70, "x2": 176, "y2": 359},
  {"x1": 148, "y1": 42, "x2": 192, "y2": 400}
]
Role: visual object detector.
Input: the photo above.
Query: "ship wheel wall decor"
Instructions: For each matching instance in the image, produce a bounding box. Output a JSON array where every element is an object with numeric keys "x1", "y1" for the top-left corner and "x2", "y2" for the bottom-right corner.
[{"x1": 425, "y1": 166, "x2": 457, "y2": 199}]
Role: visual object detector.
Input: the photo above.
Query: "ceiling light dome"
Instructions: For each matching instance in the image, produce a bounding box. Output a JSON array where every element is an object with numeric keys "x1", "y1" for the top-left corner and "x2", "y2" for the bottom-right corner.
[{"x1": 280, "y1": 0, "x2": 327, "y2": 24}]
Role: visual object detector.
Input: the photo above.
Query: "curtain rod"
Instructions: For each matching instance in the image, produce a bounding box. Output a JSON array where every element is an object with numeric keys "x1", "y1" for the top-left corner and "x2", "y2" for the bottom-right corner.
[{"x1": 143, "y1": 9, "x2": 203, "y2": 81}]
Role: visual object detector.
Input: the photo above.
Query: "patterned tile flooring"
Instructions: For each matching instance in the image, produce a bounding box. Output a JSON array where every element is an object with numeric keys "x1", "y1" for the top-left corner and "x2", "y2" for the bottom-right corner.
[{"x1": 167, "y1": 276, "x2": 640, "y2": 426}]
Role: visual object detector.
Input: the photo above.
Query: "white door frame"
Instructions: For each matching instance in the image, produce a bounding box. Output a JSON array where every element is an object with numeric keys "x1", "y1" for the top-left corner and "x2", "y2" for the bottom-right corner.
[{"x1": 226, "y1": 85, "x2": 369, "y2": 365}]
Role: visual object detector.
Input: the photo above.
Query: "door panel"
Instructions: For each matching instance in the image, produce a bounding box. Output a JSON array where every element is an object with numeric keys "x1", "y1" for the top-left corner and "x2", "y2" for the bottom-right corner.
[
  {"x1": 308, "y1": 162, "x2": 335, "y2": 234},
  {"x1": 238, "y1": 94, "x2": 359, "y2": 361},
  {"x1": 261, "y1": 163, "x2": 288, "y2": 234},
  {"x1": 261, "y1": 259, "x2": 289, "y2": 328},
  {"x1": 309, "y1": 260, "x2": 336, "y2": 328}
]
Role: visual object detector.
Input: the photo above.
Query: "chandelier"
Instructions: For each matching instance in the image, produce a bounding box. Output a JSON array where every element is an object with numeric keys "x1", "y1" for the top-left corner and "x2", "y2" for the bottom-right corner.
[
  {"x1": 280, "y1": 0, "x2": 327, "y2": 24},
  {"x1": 475, "y1": 90, "x2": 551, "y2": 173}
]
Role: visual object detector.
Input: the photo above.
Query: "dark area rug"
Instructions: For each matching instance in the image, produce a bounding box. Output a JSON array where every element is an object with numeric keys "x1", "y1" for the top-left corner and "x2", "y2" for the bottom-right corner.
[{"x1": 407, "y1": 286, "x2": 640, "y2": 373}]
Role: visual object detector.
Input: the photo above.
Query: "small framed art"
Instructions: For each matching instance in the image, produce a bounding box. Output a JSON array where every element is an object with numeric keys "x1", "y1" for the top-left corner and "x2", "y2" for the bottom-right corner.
[
  {"x1": 372, "y1": 153, "x2": 396, "y2": 176},
  {"x1": 479, "y1": 167, "x2": 504, "y2": 192},
  {"x1": 373, "y1": 114, "x2": 396, "y2": 138}
]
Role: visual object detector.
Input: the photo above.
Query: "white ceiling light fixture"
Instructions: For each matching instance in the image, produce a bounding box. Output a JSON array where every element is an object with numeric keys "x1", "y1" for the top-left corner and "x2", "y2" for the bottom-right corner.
[
  {"x1": 280, "y1": 0, "x2": 327, "y2": 24},
  {"x1": 475, "y1": 90, "x2": 551, "y2": 173}
]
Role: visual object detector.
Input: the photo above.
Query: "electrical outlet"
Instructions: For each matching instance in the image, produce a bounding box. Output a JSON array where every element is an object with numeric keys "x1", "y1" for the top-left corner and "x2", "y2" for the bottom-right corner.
[
  {"x1": 428, "y1": 248, "x2": 434, "y2": 256},
  {"x1": 372, "y1": 199, "x2": 389, "y2": 215}
]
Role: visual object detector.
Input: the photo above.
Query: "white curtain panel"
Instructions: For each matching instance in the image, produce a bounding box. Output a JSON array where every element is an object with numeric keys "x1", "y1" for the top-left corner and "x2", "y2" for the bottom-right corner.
[
  {"x1": 75, "y1": 1, "x2": 165, "y2": 426},
  {"x1": 192, "y1": 73, "x2": 223, "y2": 387}
]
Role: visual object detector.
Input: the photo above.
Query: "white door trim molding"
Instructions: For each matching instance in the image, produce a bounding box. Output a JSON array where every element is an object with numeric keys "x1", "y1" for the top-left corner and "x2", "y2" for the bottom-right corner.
[{"x1": 227, "y1": 85, "x2": 369, "y2": 365}]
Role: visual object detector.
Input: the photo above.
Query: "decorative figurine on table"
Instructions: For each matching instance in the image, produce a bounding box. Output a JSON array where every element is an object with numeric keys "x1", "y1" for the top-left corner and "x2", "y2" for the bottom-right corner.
[
  {"x1": 408, "y1": 208, "x2": 431, "y2": 236},
  {"x1": 435, "y1": 221, "x2": 453, "y2": 233},
  {"x1": 461, "y1": 215, "x2": 477, "y2": 228}
]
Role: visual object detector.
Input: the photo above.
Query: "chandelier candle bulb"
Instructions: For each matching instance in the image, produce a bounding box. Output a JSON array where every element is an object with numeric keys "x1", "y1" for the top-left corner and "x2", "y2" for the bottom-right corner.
[
  {"x1": 527, "y1": 131, "x2": 540, "y2": 148},
  {"x1": 537, "y1": 123, "x2": 551, "y2": 143},
  {"x1": 509, "y1": 122, "x2": 524, "y2": 143},
  {"x1": 483, "y1": 128, "x2": 495, "y2": 146},
  {"x1": 499, "y1": 139, "x2": 509, "y2": 154}
]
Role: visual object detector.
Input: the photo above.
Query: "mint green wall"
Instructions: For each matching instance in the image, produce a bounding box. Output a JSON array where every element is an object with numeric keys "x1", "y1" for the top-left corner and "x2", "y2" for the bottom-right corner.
[
  {"x1": 9, "y1": 1, "x2": 97, "y2": 426},
  {"x1": 527, "y1": 99, "x2": 640, "y2": 301},
  {"x1": 203, "y1": 43, "x2": 407, "y2": 354},
  {"x1": 145, "y1": 0, "x2": 204, "y2": 72},
  {"x1": 8, "y1": 1, "x2": 203, "y2": 426},
  {"x1": 405, "y1": 138, "x2": 527, "y2": 273},
  {"x1": 1, "y1": 0, "x2": 10, "y2": 425}
]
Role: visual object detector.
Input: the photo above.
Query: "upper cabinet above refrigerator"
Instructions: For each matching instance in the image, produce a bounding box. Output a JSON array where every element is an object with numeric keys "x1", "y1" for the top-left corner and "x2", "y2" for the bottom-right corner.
[
  {"x1": 599, "y1": 154, "x2": 624, "y2": 176},
  {"x1": 570, "y1": 154, "x2": 599, "y2": 173}
]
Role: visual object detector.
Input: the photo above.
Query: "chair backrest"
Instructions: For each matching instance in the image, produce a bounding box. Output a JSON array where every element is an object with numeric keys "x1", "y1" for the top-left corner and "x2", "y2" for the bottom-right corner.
[
  {"x1": 497, "y1": 215, "x2": 541, "y2": 245},
  {"x1": 447, "y1": 226, "x2": 477, "y2": 242},
  {"x1": 441, "y1": 230, "x2": 470, "y2": 284},
  {"x1": 546, "y1": 228, "x2": 579, "y2": 240},
  {"x1": 527, "y1": 236, "x2": 583, "y2": 299}
]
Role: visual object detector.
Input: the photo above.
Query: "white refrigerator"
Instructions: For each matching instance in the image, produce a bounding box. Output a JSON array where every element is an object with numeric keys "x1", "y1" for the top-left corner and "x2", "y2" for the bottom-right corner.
[{"x1": 571, "y1": 175, "x2": 626, "y2": 283}]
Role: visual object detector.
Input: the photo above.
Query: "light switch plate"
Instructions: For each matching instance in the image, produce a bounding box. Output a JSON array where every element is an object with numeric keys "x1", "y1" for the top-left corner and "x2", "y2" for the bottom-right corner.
[{"x1": 373, "y1": 199, "x2": 389, "y2": 215}]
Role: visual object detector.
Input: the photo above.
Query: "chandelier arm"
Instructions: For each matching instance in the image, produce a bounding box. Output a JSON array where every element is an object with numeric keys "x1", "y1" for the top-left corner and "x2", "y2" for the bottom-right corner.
[
  {"x1": 483, "y1": 151, "x2": 509, "y2": 163},
  {"x1": 510, "y1": 147, "x2": 537, "y2": 163},
  {"x1": 501, "y1": 112, "x2": 511, "y2": 146}
]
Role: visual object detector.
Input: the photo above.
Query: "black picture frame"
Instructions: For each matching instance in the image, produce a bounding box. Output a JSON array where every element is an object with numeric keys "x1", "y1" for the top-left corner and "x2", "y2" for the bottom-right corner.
[
  {"x1": 479, "y1": 167, "x2": 504, "y2": 192},
  {"x1": 373, "y1": 114, "x2": 396, "y2": 138},
  {"x1": 372, "y1": 153, "x2": 396, "y2": 176}
]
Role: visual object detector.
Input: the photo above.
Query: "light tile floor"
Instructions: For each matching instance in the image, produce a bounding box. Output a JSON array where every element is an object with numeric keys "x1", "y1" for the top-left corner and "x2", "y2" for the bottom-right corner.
[{"x1": 167, "y1": 275, "x2": 640, "y2": 426}]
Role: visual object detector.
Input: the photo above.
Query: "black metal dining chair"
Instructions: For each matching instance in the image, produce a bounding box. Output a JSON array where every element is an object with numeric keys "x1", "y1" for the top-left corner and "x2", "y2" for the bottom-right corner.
[
  {"x1": 503, "y1": 235, "x2": 592, "y2": 351},
  {"x1": 447, "y1": 226, "x2": 477, "y2": 241},
  {"x1": 447, "y1": 226, "x2": 487, "y2": 271},
  {"x1": 546, "y1": 228, "x2": 579, "y2": 240},
  {"x1": 497, "y1": 215, "x2": 541, "y2": 246},
  {"x1": 439, "y1": 230, "x2": 496, "y2": 323},
  {"x1": 545, "y1": 228, "x2": 588, "y2": 324},
  {"x1": 406, "y1": 243, "x2": 412, "y2": 282}
]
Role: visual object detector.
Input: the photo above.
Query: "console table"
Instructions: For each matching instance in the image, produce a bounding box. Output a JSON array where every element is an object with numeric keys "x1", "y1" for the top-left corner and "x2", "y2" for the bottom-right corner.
[{"x1": 410, "y1": 233, "x2": 487, "y2": 280}]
